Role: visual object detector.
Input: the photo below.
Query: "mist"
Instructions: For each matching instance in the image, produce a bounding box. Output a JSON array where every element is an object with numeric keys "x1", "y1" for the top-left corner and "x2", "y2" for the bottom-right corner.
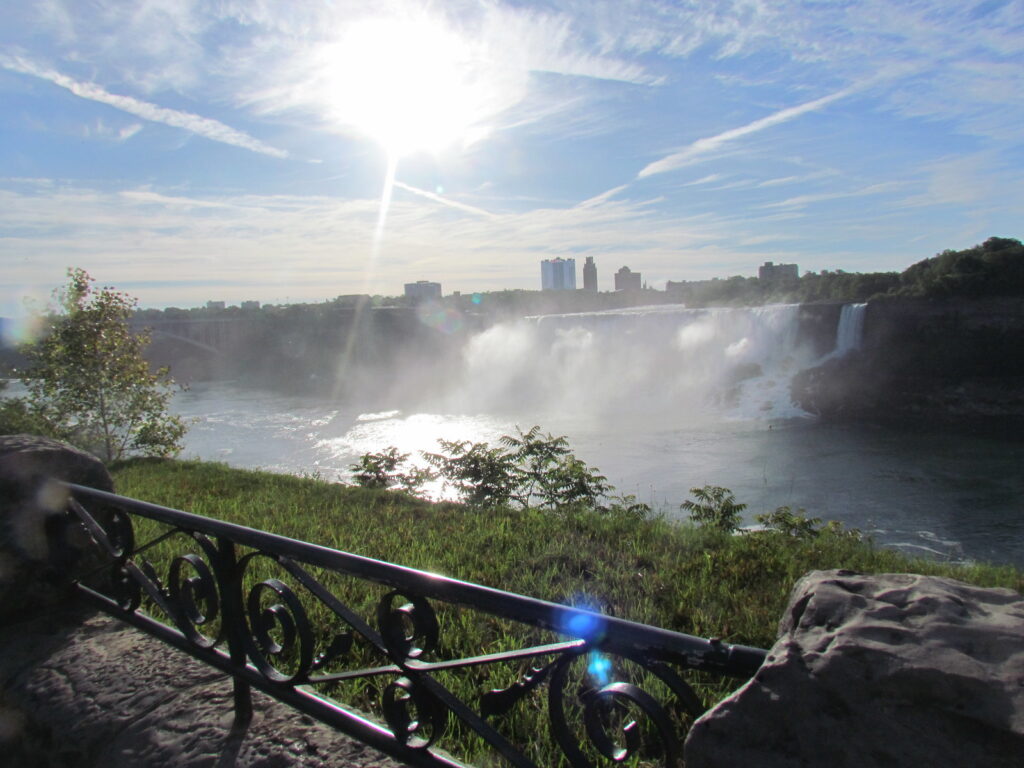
[{"x1": 405, "y1": 304, "x2": 833, "y2": 429}]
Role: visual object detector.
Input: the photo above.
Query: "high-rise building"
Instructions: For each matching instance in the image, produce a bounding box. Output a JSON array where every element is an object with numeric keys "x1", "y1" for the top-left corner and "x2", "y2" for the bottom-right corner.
[
  {"x1": 541, "y1": 258, "x2": 576, "y2": 291},
  {"x1": 404, "y1": 280, "x2": 442, "y2": 301},
  {"x1": 583, "y1": 256, "x2": 598, "y2": 292},
  {"x1": 614, "y1": 266, "x2": 642, "y2": 292}
]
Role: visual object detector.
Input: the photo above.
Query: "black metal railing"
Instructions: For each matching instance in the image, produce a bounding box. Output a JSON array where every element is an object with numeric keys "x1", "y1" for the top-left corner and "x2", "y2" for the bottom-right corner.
[{"x1": 62, "y1": 483, "x2": 767, "y2": 767}]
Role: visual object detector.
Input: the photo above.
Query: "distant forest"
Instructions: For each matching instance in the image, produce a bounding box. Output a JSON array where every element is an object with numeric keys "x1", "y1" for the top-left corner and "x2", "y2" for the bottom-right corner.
[{"x1": 669, "y1": 236, "x2": 1024, "y2": 307}]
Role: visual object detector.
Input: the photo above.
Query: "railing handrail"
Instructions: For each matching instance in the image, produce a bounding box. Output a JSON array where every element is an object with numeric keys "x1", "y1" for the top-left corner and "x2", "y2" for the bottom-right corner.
[
  {"x1": 62, "y1": 482, "x2": 768, "y2": 768},
  {"x1": 67, "y1": 483, "x2": 765, "y2": 678}
]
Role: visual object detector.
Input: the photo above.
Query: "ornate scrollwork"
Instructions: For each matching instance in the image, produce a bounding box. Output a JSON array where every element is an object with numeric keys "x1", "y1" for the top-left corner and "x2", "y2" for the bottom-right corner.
[
  {"x1": 376, "y1": 591, "x2": 439, "y2": 663},
  {"x1": 243, "y1": 575, "x2": 315, "y2": 683},
  {"x1": 167, "y1": 547, "x2": 221, "y2": 649},
  {"x1": 103, "y1": 509, "x2": 135, "y2": 564},
  {"x1": 310, "y1": 632, "x2": 354, "y2": 671},
  {"x1": 548, "y1": 652, "x2": 696, "y2": 767},
  {"x1": 582, "y1": 682, "x2": 678, "y2": 764},
  {"x1": 109, "y1": 562, "x2": 142, "y2": 612},
  {"x1": 381, "y1": 676, "x2": 448, "y2": 749},
  {"x1": 481, "y1": 661, "x2": 557, "y2": 719}
]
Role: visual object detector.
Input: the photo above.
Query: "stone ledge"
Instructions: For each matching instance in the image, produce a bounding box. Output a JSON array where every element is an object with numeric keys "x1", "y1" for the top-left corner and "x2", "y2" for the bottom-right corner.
[{"x1": 0, "y1": 609, "x2": 411, "y2": 767}]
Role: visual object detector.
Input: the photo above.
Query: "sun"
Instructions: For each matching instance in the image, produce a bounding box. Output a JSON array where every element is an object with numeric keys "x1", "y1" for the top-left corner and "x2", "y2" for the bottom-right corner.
[{"x1": 321, "y1": 16, "x2": 493, "y2": 157}]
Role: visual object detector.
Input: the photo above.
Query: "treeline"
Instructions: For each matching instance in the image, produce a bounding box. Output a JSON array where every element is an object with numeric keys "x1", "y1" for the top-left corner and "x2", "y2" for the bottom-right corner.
[{"x1": 671, "y1": 236, "x2": 1024, "y2": 306}]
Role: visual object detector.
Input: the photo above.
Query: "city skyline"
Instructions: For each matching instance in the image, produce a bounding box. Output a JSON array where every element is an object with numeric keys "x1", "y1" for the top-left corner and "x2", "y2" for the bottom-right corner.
[{"x1": 2, "y1": 1, "x2": 1022, "y2": 316}]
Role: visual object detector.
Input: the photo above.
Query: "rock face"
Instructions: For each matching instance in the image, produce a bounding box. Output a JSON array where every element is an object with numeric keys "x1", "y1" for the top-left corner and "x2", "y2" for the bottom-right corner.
[
  {"x1": 684, "y1": 570, "x2": 1024, "y2": 768},
  {"x1": 0, "y1": 434, "x2": 114, "y2": 620},
  {"x1": 792, "y1": 297, "x2": 1024, "y2": 429}
]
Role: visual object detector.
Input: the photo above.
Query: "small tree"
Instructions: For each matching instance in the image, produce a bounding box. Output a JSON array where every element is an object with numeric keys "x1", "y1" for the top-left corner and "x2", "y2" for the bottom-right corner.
[
  {"x1": 498, "y1": 425, "x2": 612, "y2": 509},
  {"x1": 755, "y1": 506, "x2": 823, "y2": 538},
  {"x1": 423, "y1": 439, "x2": 523, "y2": 508},
  {"x1": 17, "y1": 268, "x2": 187, "y2": 462},
  {"x1": 349, "y1": 447, "x2": 435, "y2": 493},
  {"x1": 681, "y1": 485, "x2": 747, "y2": 532}
]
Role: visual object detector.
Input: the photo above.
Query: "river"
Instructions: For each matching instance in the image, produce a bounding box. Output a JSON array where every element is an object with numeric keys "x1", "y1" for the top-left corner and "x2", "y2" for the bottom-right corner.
[{"x1": 173, "y1": 377, "x2": 1024, "y2": 568}]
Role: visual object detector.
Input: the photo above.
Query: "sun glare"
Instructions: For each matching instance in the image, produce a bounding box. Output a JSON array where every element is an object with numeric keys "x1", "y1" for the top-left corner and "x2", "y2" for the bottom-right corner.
[{"x1": 322, "y1": 16, "x2": 492, "y2": 157}]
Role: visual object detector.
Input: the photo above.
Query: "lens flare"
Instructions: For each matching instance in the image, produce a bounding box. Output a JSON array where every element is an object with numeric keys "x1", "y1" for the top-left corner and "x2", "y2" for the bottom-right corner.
[
  {"x1": 587, "y1": 652, "x2": 612, "y2": 686},
  {"x1": 415, "y1": 300, "x2": 463, "y2": 335},
  {"x1": 557, "y1": 595, "x2": 607, "y2": 642},
  {"x1": 2, "y1": 314, "x2": 46, "y2": 346}
]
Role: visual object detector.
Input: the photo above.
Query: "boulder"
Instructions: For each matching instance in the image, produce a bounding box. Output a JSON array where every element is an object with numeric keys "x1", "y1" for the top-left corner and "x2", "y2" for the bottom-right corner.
[
  {"x1": 0, "y1": 434, "x2": 114, "y2": 620},
  {"x1": 684, "y1": 569, "x2": 1024, "y2": 767}
]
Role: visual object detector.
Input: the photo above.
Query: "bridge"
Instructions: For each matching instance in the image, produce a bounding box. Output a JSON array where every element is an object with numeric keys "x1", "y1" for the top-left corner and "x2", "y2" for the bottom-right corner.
[{"x1": 130, "y1": 318, "x2": 245, "y2": 354}]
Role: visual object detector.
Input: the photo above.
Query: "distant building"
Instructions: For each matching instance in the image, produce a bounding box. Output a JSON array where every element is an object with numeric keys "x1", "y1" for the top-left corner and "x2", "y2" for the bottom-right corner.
[
  {"x1": 758, "y1": 261, "x2": 799, "y2": 282},
  {"x1": 614, "y1": 266, "x2": 642, "y2": 292},
  {"x1": 205, "y1": 300, "x2": 225, "y2": 310},
  {"x1": 334, "y1": 294, "x2": 371, "y2": 308},
  {"x1": 240, "y1": 300, "x2": 260, "y2": 310},
  {"x1": 404, "y1": 281, "x2": 442, "y2": 301},
  {"x1": 541, "y1": 258, "x2": 576, "y2": 291},
  {"x1": 583, "y1": 256, "x2": 598, "y2": 292}
]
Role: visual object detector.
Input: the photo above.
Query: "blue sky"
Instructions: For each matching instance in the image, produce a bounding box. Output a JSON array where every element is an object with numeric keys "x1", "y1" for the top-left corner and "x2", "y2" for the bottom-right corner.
[{"x1": 1, "y1": 0, "x2": 1022, "y2": 314}]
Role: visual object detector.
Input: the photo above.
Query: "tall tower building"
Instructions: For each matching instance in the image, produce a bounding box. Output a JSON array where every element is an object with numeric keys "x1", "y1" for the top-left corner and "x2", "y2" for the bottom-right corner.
[
  {"x1": 540, "y1": 258, "x2": 577, "y2": 291},
  {"x1": 583, "y1": 256, "x2": 598, "y2": 292}
]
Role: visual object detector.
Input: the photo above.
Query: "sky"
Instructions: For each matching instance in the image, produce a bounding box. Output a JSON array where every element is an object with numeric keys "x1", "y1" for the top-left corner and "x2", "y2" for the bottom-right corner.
[{"x1": 1, "y1": 0, "x2": 1022, "y2": 314}]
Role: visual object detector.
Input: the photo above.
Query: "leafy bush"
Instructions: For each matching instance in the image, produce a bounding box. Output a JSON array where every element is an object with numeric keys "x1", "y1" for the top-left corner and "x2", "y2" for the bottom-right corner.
[
  {"x1": 352, "y1": 425, "x2": 614, "y2": 511},
  {"x1": 348, "y1": 447, "x2": 436, "y2": 492},
  {"x1": 681, "y1": 485, "x2": 747, "y2": 532},
  {"x1": 0, "y1": 383, "x2": 62, "y2": 438},
  {"x1": 755, "y1": 506, "x2": 824, "y2": 538}
]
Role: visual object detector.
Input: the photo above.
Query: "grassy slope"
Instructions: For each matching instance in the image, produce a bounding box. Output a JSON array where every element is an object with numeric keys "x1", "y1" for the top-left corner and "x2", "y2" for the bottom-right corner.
[
  {"x1": 109, "y1": 458, "x2": 1023, "y2": 764},
  {"x1": 111, "y1": 459, "x2": 1022, "y2": 645}
]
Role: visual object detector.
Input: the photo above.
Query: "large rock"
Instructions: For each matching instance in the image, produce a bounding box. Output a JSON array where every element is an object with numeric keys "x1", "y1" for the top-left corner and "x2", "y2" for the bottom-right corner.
[
  {"x1": 0, "y1": 434, "x2": 114, "y2": 620},
  {"x1": 685, "y1": 570, "x2": 1024, "y2": 767}
]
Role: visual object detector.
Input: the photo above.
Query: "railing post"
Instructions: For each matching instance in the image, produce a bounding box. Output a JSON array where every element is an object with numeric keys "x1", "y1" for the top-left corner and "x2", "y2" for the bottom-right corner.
[{"x1": 217, "y1": 536, "x2": 253, "y2": 726}]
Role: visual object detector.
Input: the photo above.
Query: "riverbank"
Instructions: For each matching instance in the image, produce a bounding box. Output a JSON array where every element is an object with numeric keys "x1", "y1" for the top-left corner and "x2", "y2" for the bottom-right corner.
[{"x1": 110, "y1": 458, "x2": 1022, "y2": 764}]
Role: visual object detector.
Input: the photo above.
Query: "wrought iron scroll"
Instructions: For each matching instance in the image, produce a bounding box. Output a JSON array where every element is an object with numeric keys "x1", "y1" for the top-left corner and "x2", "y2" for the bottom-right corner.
[{"x1": 62, "y1": 483, "x2": 767, "y2": 768}]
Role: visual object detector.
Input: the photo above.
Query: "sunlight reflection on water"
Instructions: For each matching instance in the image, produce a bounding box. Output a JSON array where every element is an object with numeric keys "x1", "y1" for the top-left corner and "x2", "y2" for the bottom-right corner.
[{"x1": 316, "y1": 411, "x2": 511, "y2": 499}]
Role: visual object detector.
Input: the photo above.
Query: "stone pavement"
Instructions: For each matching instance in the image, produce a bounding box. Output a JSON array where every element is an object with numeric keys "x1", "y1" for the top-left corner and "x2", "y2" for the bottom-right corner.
[{"x1": 0, "y1": 608, "x2": 412, "y2": 767}]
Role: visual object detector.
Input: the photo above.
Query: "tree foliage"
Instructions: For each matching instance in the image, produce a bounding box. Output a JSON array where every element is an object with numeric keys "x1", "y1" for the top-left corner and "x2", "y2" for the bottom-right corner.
[
  {"x1": 681, "y1": 485, "x2": 747, "y2": 532},
  {"x1": 352, "y1": 425, "x2": 613, "y2": 511},
  {"x1": 896, "y1": 236, "x2": 1024, "y2": 298},
  {"x1": 754, "y1": 506, "x2": 823, "y2": 538},
  {"x1": 349, "y1": 446, "x2": 436, "y2": 493},
  {"x1": 15, "y1": 268, "x2": 187, "y2": 462}
]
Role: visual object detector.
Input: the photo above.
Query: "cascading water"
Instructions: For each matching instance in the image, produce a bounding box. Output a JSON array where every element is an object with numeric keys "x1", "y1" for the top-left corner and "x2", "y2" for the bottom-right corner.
[
  {"x1": 440, "y1": 304, "x2": 818, "y2": 425},
  {"x1": 834, "y1": 303, "x2": 867, "y2": 355}
]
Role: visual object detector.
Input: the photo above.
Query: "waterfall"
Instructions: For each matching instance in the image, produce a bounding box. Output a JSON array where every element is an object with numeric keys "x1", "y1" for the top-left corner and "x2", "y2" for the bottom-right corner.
[
  {"x1": 440, "y1": 304, "x2": 818, "y2": 424},
  {"x1": 834, "y1": 303, "x2": 867, "y2": 356}
]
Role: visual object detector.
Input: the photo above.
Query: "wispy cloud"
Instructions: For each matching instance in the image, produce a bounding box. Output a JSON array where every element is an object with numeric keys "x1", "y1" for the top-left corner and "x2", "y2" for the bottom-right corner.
[
  {"x1": 759, "y1": 181, "x2": 905, "y2": 210},
  {"x1": 576, "y1": 184, "x2": 628, "y2": 208},
  {"x1": 392, "y1": 180, "x2": 496, "y2": 218},
  {"x1": 119, "y1": 123, "x2": 142, "y2": 141},
  {"x1": 0, "y1": 53, "x2": 289, "y2": 159},
  {"x1": 683, "y1": 174, "x2": 726, "y2": 186},
  {"x1": 638, "y1": 86, "x2": 857, "y2": 179}
]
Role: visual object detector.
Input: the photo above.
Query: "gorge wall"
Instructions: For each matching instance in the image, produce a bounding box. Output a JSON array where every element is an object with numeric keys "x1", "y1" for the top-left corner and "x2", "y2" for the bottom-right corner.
[{"x1": 791, "y1": 297, "x2": 1024, "y2": 430}]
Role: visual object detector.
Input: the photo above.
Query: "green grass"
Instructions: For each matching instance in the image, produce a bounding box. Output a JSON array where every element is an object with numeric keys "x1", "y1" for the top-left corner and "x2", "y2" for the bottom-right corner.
[{"x1": 108, "y1": 458, "x2": 1023, "y2": 766}]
